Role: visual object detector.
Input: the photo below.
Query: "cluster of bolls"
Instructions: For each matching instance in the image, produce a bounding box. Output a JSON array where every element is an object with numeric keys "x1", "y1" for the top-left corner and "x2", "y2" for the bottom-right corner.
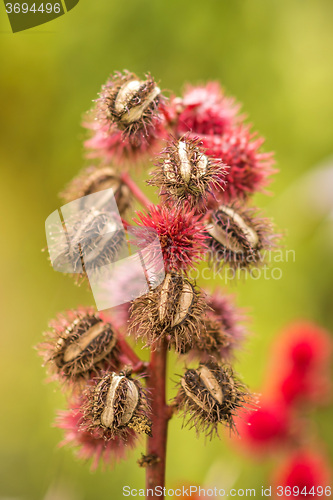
[{"x1": 38, "y1": 70, "x2": 280, "y2": 469}]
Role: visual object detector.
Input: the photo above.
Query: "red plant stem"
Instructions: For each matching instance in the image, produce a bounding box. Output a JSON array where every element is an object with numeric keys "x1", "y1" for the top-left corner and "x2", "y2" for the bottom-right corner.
[
  {"x1": 121, "y1": 172, "x2": 152, "y2": 210},
  {"x1": 146, "y1": 339, "x2": 169, "y2": 499}
]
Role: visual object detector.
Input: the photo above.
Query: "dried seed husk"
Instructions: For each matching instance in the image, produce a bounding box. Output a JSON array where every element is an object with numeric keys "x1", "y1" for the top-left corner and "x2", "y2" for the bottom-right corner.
[
  {"x1": 38, "y1": 309, "x2": 120, "y2": 387},
  {"x1": 97, "y1": 71, "x2": 162, "y2": 135},
  {"x1": 207, "y1": 202, "x2": 276, "y2": 271},
  {"x1": 53, "y1": 314, "x2": 118, "y2": 377},
  {"x1": 101, "y1": 375, "x2": 139, "y2": 428},
  {"x1": 84, "y1": 372, "x2": 151, "y2": 440},
  {"x1": 180, "y1": 316, "x2": 233, "y2": 361},
  {"x1": 149, "y1": 136, "x2": 227, "y2": 210},
  {"x1": 174, "y1": 361, "x2": 253, "y2": 438},
  {"x1": 129, "y1": 273, "x2": 208, "y2": 353}
]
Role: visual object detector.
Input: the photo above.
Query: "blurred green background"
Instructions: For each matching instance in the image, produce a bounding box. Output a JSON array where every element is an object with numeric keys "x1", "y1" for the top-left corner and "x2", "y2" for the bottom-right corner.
[{"x1": 1, "y1": 0, "x2": 333, "y2": 498}]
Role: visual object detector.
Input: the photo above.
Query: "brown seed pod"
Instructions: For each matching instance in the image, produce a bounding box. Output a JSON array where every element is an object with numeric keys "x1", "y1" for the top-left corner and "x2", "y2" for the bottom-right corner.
[
  {"x1": 51, "y1": 208, "x2": 125, "y2": 284},
  {"x1": 38, "y1": 308, "x2": 120, "y2": 385},
  {"x1": 206, "y1": 203, "x2": 277, "y2": 271},
  {"x1": 97, "y1": 71, "x2": 162, "y2": 136},
  {"x1": 174, "y1": 361, "x2": 253, "y2": 438},
  {"x1": 128, "y1": 273, "x2": 208, "y2": 353},
  {"x1": 82, "y1": 372, "x2": 152, "y2": 441},
  {"x1": 149, "y1": 136, "x2": 227, "y2": 209},
  {"x1": 184, "y1": 318, "x2": 233, "y2": 361},
  {"x1": 60, "y1": 166, "x2": 132, "y2": 217}
]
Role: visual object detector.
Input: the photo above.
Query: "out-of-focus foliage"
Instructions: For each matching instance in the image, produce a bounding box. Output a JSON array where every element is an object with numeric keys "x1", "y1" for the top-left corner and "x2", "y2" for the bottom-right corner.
[{"x1": 0, "y1": 0, "x2": 332, "y2": 498}]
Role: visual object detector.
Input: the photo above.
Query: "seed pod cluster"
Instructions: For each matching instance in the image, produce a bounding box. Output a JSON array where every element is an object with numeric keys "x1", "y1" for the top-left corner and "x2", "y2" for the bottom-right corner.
[
  {"x1": 52, "y1": 208, "x2": 125, "y2": 282},
  {"x1": 39, "y1": 309, "x2": 119, "y2": 384},
  {"x1": 97, "y1": 71, "x2": 162, "y2": 136},
  {"x1": 206, "y1": 203, "x2": 275, "y2": 271},
  {"x1": 129, "y1": 273, "x2": 208, "y2": 353},
  {"x1": 174, "y1": 362, "x2": 253, "y2": 437},
  {"x1": 60, "y1": 166, "x2": 132, "y2": 217},
  {"x1": 83, "y1": 372, "x2": 152, "y2": 441},
  {"x1": 149, "y1": 137, "x2": 227, "y2": 209}
]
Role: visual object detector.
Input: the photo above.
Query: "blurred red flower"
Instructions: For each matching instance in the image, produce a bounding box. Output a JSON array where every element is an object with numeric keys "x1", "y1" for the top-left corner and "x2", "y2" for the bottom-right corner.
[
  {"x1": 265, "y1": 322, "x2": 332, "y2": 406},
  {"x1": 234, "y1": 398, "x2": 293, "y2": 456},
  {"x1": 272, "y1": 450, "x2": 331, "y2": 499}
]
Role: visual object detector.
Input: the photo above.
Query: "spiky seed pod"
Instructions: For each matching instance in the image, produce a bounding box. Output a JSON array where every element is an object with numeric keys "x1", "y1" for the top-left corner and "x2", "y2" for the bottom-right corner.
[
  {"x1": 83, "y1": 71, "x2": 167, "y2": 165},
  {"x1": 202, "y1": 125, "x2": 276, "y2": 202},
  {"x1": 97, "y1": 70, "x2": 162, "y2": 135},
  {"x1": 60, "y1": 166, "x2": 132, "y2": 217},
  {"x1": 128, "y1": 273, "x2": 208, "y2": 353},
  {"x1": 52, "y1": 208, "x2": 125, "y2": 283},
  {"x1": 206, "y1": 203, "x2": 276, "y2": 271},
  {"x1": 148, "y1": 136, "x2": 227, "y2": 209},
  {"x1": 204, "y1": 289, "x2": 247, "y2": 360},
  {"x1": 185, "y1": 318, "x2": 233, "y2": 361},
  {"x1": 82, "y1": 372, "x2": 152, "y2": 441},
  {"x1": 174, "y1": 362, "x2": 253, "y2": 438},
  {"x1": 133, "y1": 204, "x2": 207, "y2": 273},
  {"x1": 176, "y1": 82, "x2": 241, "y2": 136},
  {"x1": 38, "y1": 308, "x2": 120, "y2": 385}
]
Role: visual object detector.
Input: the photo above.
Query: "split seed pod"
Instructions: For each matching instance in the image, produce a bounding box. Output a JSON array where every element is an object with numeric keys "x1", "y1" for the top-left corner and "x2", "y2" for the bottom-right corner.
[
  {"x1": 149, "y1": 136, "x2": 227, "y2": 209},
  {"x1": 38, "y1": 308, "x2": 120, "y2": 385},
  {"x1": 206, "y1": 203, "x2": 276, "y2": 271},
  {"x1": 83, "y1": 372, "x2": 152, "y2": 440},
  {"x1": 129, "y1": 273, "x2": 208, "y2": 353},
  {"x1": 97, "y1": 71, "x2": 162, "y2": 136},
  {"x1": 61, "y1": 166, "x2": 132, "y2": 217},
  {"x1": 174, "y1": 361, "x2": 253, "y2": 437}
]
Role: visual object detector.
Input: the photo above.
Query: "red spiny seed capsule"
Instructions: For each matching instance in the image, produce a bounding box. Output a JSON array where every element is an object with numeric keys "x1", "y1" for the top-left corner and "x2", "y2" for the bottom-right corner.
[
  {"x1": 202, "y1": 126, "x2": 276, "y2": 203},
  {"x1": 97, "y1": 71, "x2": 162, "y2": 135},
  {"x1": 133, "y1": 204, "x2": 207, "y2": 272},
  {"x1": 52, "y1": 208, "x2": 125, "y2": 283},
  {"x1": 82, "y1": 372, "x2": 152, "y2": 440},
  {"x1": 174, "y1": 362, "x2": 253, "y2": 438},
  {"x1": 206, "y1": 203, "x2": 276, "y2": 271},
  {"x1": 176, "y1": 82, "x2": 241, "y2": 136},
  {"x1": 60, "y1": 166, "x2": 132, "y2": 217},
  {"x1": 148, "y1": 136, "x2": 227, "y2": 209},
  {"x1": 38, "y1": 308, "x2": 120, "y2": 383},
  {"x1": 55, "y1": 398, "x2": 138, "y2": 470},
  {"x1": 128, "y1": 273, "x2": 208, "y2": 353}
]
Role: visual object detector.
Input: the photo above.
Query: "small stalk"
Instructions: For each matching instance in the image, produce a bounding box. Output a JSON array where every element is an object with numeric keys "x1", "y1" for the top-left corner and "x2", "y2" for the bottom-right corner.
[
  {"x1": 121, "y1": 172, "x2": 152, "y2": 210},
  {"x1": 145, "y1": 339, "x2": 169, "y2": 499}
]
